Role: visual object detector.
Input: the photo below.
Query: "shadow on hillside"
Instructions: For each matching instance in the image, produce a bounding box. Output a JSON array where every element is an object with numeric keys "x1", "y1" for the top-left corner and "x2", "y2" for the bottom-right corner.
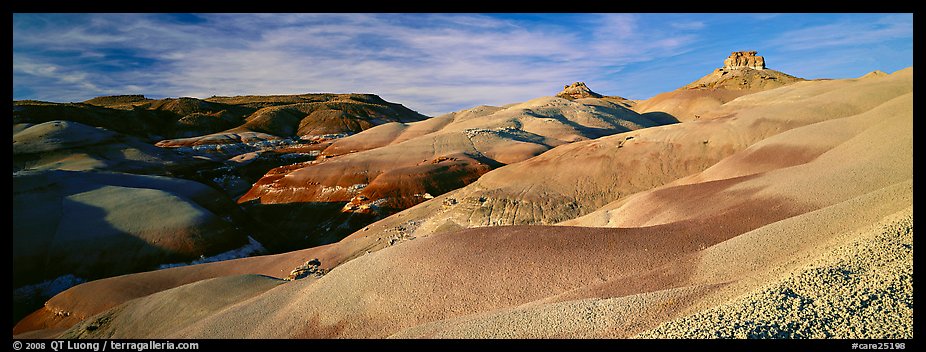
[
  {"x1": 241, "y1": 200, "x2": 384, "y2": 253},
  {"x1": 641, "y1": 111, "x2": 681, "y2": 125},
  {"x1": 12, "y1": 196, "x2": 205, "y2": 326}
]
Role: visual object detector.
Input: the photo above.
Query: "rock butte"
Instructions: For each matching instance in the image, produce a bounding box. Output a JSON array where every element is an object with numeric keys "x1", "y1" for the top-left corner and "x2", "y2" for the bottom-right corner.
[
  {"x1": 556, "y1": 82, "x2": 603, "y2": 100},
  {"x1": 634, "y1": 50, "x2": 804, "y2": 122},
  {"x1": 723, "y1": 50, "x2": 766, "y2": 70},
  {"x1": 687, "y1": 50, "x2": 801, "y2": 90}
]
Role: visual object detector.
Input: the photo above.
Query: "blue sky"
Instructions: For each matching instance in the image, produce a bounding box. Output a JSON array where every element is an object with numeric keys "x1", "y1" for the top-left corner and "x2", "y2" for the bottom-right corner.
[{"x1": 13, "y1": 13, "x2": 913, "y2": 116}]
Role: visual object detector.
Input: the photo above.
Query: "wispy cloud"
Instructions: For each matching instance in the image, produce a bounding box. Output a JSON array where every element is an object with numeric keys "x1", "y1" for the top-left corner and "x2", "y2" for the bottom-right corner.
[
  {"x1": 670, "y1": 20, "x2": 706, "y2": 30},
  {"x1": 13, "y1": 13, "x2": 704, "y2": 114},
  {"x1": 13, "y1": 56, "x2": 105, "y2": 95},
  {"x1": 12, "y1": 13, "x2": 913, "y2": 115},
  {"x1": 767, "y1": 14, "x2": 912, "y2": 51}
]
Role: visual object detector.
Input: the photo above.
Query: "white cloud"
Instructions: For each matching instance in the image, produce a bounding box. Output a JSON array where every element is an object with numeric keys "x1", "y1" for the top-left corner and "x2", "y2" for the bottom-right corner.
[
  {"x1": 670, "y1": 21, "x2": 706, "y2": 30},
  {"x1": 13, "y1": 13, "x2": 707, "y2": 114},
  {"x1": 13, "y1": 57, "x2": 104, "y2": 94},
  {"x1": 15, "y1": 13, "x2": 914, "y2": 114},
  {"x1": 152, "y1": 13, "x2": 694, "y2": 114},
  {"x1": 767, "y1": 14, "x2": 912, "y2": 51}
]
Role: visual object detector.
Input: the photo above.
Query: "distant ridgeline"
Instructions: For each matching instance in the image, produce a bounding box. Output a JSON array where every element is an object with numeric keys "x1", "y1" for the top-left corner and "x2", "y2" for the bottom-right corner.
[{"x1": 13, "y1": 93, "x2": 429, "y2": 140}]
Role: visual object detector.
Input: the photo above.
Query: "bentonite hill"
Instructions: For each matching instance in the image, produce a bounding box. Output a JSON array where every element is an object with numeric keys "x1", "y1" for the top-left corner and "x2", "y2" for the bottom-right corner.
[{"x1": 12, "y1": 50, "x2": 912, "y2": 341}]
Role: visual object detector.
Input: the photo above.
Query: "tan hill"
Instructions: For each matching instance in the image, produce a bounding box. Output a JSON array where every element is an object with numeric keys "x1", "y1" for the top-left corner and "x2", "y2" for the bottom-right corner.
[
  {"x1": 11, "y1": 168, "x2": 261, "y2": 325},
  {"x1": 15, "y1": 93, "x2": 427, "y2": 200},
  {"x1": 12, "y1": 169, "x2": 254, "y2": 285},
  {"x1": 13, "y1": 101, "x2": 176, "y2": 139},
  {"x1": 633, "y1": 50, "x2": 804, "y2": 121},
  {"x1": 14, "y1": 97, "x2": 251, "y2": 139},
  {"x1": 14, "y1": 67, "x2": 911, "y2": 339},
  {"x1": 309, "y1": 67, "x2": 908, "y2": 266},
  {"x1": 13, "y1": 120, "x2": 195, "y2": 174},
  {"x1": 149, "y1": 94, "x2": 429, "y2": 197},
  {"x1": 859, "y1": 70, "x2": 889, "y2": 79},
  {"x1": 11, "y1": 120, "x2": 262, "y2": 294},
  {"x1": 5, "y1": 91, "x2": 462, "y2": 330},
  {"x1": 236, "y1": 89, "x2": 669, "y2": 250},
  {"x1": 16, "y1": 93, "x2": 426, "y2": 141},
  {"x1": 82, "y1": 94, "x2": 153, "y2": 108},
  {"x1": 10, "y1": 92, "x2": 420, "y2": 326},
  {"x1": 151, "y1": 93, "x2": 427, "y2": 144}
]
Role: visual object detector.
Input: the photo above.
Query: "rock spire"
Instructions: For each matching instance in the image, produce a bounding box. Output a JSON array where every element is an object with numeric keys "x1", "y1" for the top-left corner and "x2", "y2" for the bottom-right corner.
[
  {"x1": 556, "y1": 82, "x2": 603, "y2": 100},
  {"x1": 723, "y1": 51, "x2": 766, "y2": 70}
]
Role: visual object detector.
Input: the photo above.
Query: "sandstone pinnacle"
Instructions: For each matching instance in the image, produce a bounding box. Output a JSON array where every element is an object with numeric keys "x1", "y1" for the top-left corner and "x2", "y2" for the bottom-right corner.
[
  {"x1": 556, "y1": 82, "x2": 603, "y2": 100},
  {"x1": 723, "y1": 51, "x2": 766, "y2": 70}
]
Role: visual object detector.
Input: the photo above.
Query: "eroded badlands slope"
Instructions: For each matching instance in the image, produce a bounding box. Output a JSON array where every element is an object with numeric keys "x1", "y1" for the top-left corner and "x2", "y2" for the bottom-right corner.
[
  {"x1": 237, "y1": 85, "x2": 666, "y2": 249},
  {"x1": 15, "y1": 67, "x2": 911, "y2": 338}
]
